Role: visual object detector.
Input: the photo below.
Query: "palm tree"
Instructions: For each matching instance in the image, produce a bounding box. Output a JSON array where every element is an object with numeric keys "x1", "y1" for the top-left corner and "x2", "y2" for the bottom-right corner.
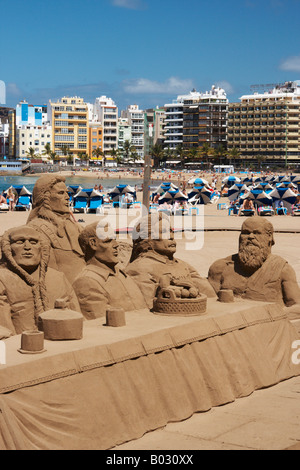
[
  {"x1": 175, "y1": 144, "x2": 186, "y2": 164},
  {"x1": 199, "y1": 143, "x2": 214, "y2": 167},
  {"x1": 149, "y1": 143, "x2": 165, "y2": 168},
  {"x1": 26, "y1": 147, "x2": 37, "y2": 159},
  {"x1": 213, "y1": 144, "x2": 226, "y2": 166},
  {"x1": 61, "y1": 145, "x2": 70, "y2": 161},
  {"x1": 186, "y1": 147, "x2": 199, "y2": 162},
  {"x1": 50, "y1": 151, "x2": 60, "y2": 164},
  {"x1": 227, "y1": 147, "x2": 240, "y2": 168},
  {"x1": 129, "y1": 146, "x2": 141, "y2": 165},
  {"x1": 256, "y1": 154, "x2": 267, "y2": 170},
  {"x1": 42, "y1": 143, "x2": 52, "y2": 161},
  {"x1": 92, "y1": 147, "x2": 104, "y2": 168},
  {"x1": 123, "y1": 140, "x2": 131, "y2": 161},
  {"x1": 78, "y1": 151, "x2": 89, "y2": 166}
]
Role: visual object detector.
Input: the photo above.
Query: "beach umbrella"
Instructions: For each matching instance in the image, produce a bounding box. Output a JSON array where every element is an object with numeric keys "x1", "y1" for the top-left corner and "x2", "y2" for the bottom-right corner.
[
  {"x1": 188, "y1": 187, "x2": 212, "y2": 205},
  {"x1": 240, "y1": 176, "x2": 254, "y2": 185},
  {"x1": 277, "y1": 182, "x2": 298, "y2": 190},
  {"x1": 108, "y1": 184, "x2": 136, "y2": 201},
  {"x1": 67, "y1": 185, "x2": 82, "y2": 194},
  {"x1": 290, "y1": 175, "x2": 300, "y2": 184},
  {"x1": 5, "y1": 185, "x2": 32, "y2": 196},
  {"x1": 227, "y1": 184, "x2": 248, "y2": 201},
  {"x1": 253, "y1": 182, "x2": 274, "y2": 193},
  {"x1": 240, "y1": 189, "x2": 273, "y2": 207},
  {"x1": 153, "y1": 182, "x2": 178, "y2": 195},
  {"x1": 74, "y1": 188, "x2": 102, "y2": 199},
  {"x1": 222, "y1": 175, "x2": 241, "y2": 186},
  {"x1": 269, "y1": 187, "x2": 298, "y2": 210},
  {"x1": 188, "y1": 177, "x2": 209, "y2": 186},
  {"x1": 159, "y1": 190, "x2": 188, "y2": 205}
]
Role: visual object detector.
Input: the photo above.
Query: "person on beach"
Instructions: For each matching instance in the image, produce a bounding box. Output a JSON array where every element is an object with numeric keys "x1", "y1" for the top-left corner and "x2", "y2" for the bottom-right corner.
[
  {"x1": 26, "y1": 175, "x2": 85, "y2": 284},
  {"x1": 7, "y1": 188, "x2": 16, "y2": 211},
  {"x1": 208, "y1": 217, "x2": 300, "y2": 319}
]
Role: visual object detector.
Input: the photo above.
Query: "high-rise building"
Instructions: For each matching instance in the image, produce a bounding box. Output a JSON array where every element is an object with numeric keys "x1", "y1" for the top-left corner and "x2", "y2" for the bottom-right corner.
[
  {"x1": 144, "y1": 107, "x2": 166, "y2": 155},
  {"x1": 48, "y1": 96, "x2": 89, "y2": 158},
  {"x1": 121, "y1": 104, "x2": 144, "y2": 159},
  {"x1": 88, "y1": 122, "x2": 103, "y2": 159},
  {"x1": 117, "y1": 117, "x2": 131, "y2": 156},
  {"x1": 8, "y1": 109, "x2": 16, "y2": 159},
  {"x1": 164, "y1": 97, "x2": 185, "y2": 151},
  {"x1": 227, "y1": 81, "x2": 300, "y2": 166},
  {"x1": 182, "y1": 86, "x2": 228, "y2": 151},
  {"x1": 94, "y1": 96, "x2": 118, "y2": 155}
]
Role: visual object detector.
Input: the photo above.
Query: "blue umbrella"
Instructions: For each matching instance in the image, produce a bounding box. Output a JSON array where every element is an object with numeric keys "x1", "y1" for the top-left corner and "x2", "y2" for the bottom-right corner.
[
  {"x1": 108, "y1": 184, "x2": 136, "y2": 201},
  {"x1": 188, "y1": 177, "x2": 209, "y2": 186},
  {"x1": 269, "y1": 187, "x2": 298, "y2": 209},
  {"x1": 227, "y1": 184, "x2": 248, "y2": 201},
  {"x1": 253, "y1": 182, "x2": 274, "y2": 193},
  {"x1": 240, "y1": 189, "x2": 273, "y2": 207},
  {"x1": 74, "y1": 188, "x2": 102, "y2": 199},
  {"x1": 67, "y1": 185, "x2": 82, "y2": 194},
  {"x1": 188, "y1": 187, "x2": 212, "y2": 205},
  {"x1": 159, "y1": 190, "x2": 188, "y2": 205},
  {"x1": 222, "y1": 175, "x2": 241, "y2": 186},
  {"x1": 5, "y1": 185, "x2": 32, "y2": 196}
]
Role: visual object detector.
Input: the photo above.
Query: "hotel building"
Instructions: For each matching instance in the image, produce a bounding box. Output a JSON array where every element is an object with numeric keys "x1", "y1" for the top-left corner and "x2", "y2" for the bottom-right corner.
[
  {"x1": 94, "y1": 96, "x2": 118, "y2": 155},
  {"x1": 121, "y1": 104, "x2": 145, "y2": 160},
  {"x1": 48, "y1": 96, "x2": 89, "y2": 158},
  {"x1": 227, "y1": 81, "x2": 300, "y2": 166}
]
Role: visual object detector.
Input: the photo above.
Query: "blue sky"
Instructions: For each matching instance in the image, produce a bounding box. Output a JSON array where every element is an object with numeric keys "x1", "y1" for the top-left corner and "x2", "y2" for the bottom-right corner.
[{"x1": 1, "y1": 0, "x2": 300, "y2": 112}]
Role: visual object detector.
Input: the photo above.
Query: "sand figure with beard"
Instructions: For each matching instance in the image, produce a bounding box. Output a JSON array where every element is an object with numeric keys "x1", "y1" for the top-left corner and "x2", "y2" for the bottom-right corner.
[{"x1": 208, "y1": 217, "x2": 300, "y2": 318}]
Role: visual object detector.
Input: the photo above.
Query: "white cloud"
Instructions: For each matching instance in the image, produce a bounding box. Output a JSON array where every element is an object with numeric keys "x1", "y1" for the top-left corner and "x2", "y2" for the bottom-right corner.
[
  {"x1": 215, "y1": 80, "x2": 234, "y2": 94},
  {"x1": 280, "y1": 55, "x2": 300, "y2": 72},
  {"x1": 6, "y1": 82, "x2": 22, "y2": 96},
  {"x1": 111, "y1": 0, "x2": 146, "y2": 9},
  {"x1": 123, "y1": 77, "x2": 195, "y2": 94}
]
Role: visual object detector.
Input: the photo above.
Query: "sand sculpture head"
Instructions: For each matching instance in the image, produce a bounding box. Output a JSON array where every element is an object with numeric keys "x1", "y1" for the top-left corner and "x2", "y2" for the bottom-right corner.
[
  {"x1": 27, "y1": 174, "x2": 70, "y2": 227},
  {"x1": 78, "y1": 221, "x2": 118, "y2": 269},
  {"x1": 130, "y1": 213, "x2": 176, "y2": 262},
  {"x1": 0, "y1": 226, "x2": 50, "y2": 315},
  {"x1": 238, "y1": 217, "x2": 275, "y2": 274}
]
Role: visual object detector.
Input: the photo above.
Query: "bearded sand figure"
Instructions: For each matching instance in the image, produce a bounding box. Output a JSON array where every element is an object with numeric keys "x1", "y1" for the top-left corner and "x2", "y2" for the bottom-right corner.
[
  {"x1": 72, "y1": 221, "x2": 148, "y2": 320},
  {"x1": 125, "y1": 212, "x2": 217, "y2": 309},
  {"x1": 208, "y1": 217, "x2": 300, "y2": 318},
  {"x1": 0, "y1": 226, "x2": 81, "y2": 335},
  {"x1": 26, "y1": 174, "x2": 85, "y2": 284}
]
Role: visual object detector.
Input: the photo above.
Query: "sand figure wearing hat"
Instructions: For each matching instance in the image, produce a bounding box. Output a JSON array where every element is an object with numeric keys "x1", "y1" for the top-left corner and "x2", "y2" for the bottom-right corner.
[
  {"x1": 125, "y1": 213, "x2": 216, "y2": 309},
  {"x1": 27, "y1": 174, "x2": 85, "y2": 284},
  {"x1": 0, "y1": 226, "x2": 81, "y2": 335},
  {"x1": 73, "y1": 221, "x2": 148, "y2": 320},
  {"x1": 208, "y1": 217, "x2": 300, "y2": 319}
]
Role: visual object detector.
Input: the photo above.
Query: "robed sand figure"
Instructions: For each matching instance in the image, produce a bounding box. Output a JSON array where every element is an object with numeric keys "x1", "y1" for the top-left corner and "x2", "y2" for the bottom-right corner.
[
  {"x1": 208, "y1": 217, "x2": 300, "y2": 318},
  {"x1": 0, "y1": 226, "x2": 80, "y2": 335},
  {"x1": 27, "y1": 175, "x2": 85, "y2": 284},
  {"x1": 126, "y1": 213, "x2": 216, "y2": 308}
]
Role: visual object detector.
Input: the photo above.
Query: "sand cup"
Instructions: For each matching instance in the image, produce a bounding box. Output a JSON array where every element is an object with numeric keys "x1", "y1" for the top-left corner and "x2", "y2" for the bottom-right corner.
[
  {"x1": 19, "y1": 330, "x2": 45, "y2": 354},
  {"x1": 106, "y1": 307, "x2": 126, "y2": 327},
  {"x1": 217, "y1": 289, "x2": 234, "y2": 303}
]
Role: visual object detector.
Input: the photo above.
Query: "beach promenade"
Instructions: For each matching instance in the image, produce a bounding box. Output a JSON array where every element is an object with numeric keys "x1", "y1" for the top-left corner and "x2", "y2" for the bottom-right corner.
[{"x1": 0, "y1": 199, "x2": 299, "y2": 451}]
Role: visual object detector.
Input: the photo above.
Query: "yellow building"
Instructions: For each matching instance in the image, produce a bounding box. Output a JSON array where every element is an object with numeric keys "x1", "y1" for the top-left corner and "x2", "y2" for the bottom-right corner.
[
  {"x1": 88, "y1": 123, "x2": 103, "y2": 159},
  {"x1": 48, "y1": 96, "x2": 88, "y2": 159}
]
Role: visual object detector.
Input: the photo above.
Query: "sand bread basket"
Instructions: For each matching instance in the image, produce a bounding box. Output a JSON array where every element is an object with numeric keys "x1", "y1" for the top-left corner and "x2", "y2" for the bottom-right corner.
[{"x1": 153, "y1": 287, "x2": 207, "y2": 317}]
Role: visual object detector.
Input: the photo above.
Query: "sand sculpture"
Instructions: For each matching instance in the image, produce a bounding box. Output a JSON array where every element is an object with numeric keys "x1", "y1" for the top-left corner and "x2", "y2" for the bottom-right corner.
[
  {"x1": 72, "y1": 221, "x2": 149, "y2": 319},
  {"x1": 208, "y1": 217, "x2": 300, "y2": 318},
  {"x1": 0, "y1": 226, "x2": 81, "y2": 336},
  {"x1": 27, "y1": 175, "x2": 85, "y2": 284},
  {"x1": 126, "y1": 213, "x2": 217, "y2": 310}
]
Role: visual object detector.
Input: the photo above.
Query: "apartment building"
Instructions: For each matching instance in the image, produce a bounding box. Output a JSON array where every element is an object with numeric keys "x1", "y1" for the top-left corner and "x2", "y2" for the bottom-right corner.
[
  {"x1": 144, "y1": 107, "x2": 166, "y2": 154},
  {"x1": 164, "y1": 97, "x2": 184, "y2": 150},
  {"x1": 183, "y1": 86, "x2": 227, "y2": 151},
  {"x1": 117, "y1": 117, "x2": 131, "y2": 155},
  {"x1": 227, "y1": 81, "x2": 300, "y2": 166},
  {"x1": 88, "y1": 122, "x2": 103, "y2": 159},
  {"x1": 94, "y1": 96, "x2": 118, "y2": 155},
  {"x1": 0, "y1": 120, "x2": 9, "y2": 159},
  {"x1": 48, "y1": 96, "x2": 89, "y2": 158},
  {"x1": 121, "y1": 104, "x2": 144, "y2": 159},
  {"x1": 8, "y1": 109, "x2": 16, "y2": 159},
  {"x1": 16, "y1": 126, "x2": 52, "y2": 159},
  {"x1": 16, "y1": 101, "x2": 48, "y2": 127}
]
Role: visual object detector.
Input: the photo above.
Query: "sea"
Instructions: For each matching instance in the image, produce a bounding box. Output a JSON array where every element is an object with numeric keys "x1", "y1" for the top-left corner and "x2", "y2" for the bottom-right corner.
[{"x1": 0, "y1": 175, "x2": 165, "y2": 195}]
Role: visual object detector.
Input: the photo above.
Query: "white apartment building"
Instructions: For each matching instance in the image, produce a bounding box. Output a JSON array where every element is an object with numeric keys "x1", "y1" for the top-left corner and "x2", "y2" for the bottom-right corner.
[
  {"x1": 16, "y1": 125, "x2": 52, "y2": 159},
  {"x1": 117, "y1": 117, "x2": 131, "y2": 153},
  {"x1": 121, "y1": 104, "x2": 144, "y2": 159},
  {"x1": 164, "y1": 96, "x2": 185, "y2": 150},
  {"x1": 94, "y1": 96, "x2": 118, "y2": 154}
]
